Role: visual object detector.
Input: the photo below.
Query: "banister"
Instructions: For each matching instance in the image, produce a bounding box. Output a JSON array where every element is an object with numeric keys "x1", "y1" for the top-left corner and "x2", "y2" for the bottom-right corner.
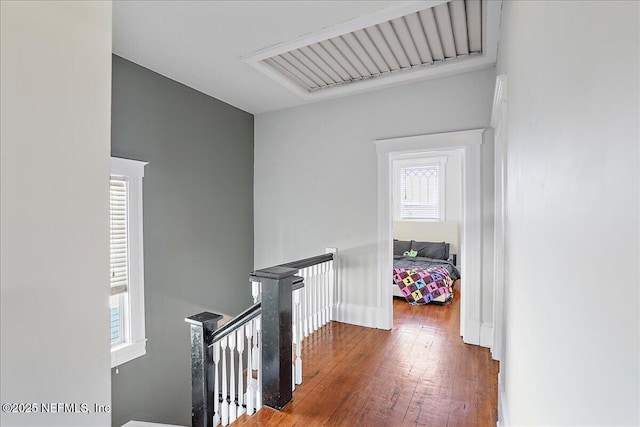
[
  {"x1": 249, "y1": 253, "x2": 333, "y2": 283},
  {"x1": 205, "y1": 273, "x2": 307, "y2": 346},
  {"x1": 280, "y1": 253, "x2": 333, "y2": 270},
  {"x1": 186, "y1": 249, "x2": 336, "y2": 427},
  {"x1": 211, "y1": 302, "x2": 262, "y2": 344}
]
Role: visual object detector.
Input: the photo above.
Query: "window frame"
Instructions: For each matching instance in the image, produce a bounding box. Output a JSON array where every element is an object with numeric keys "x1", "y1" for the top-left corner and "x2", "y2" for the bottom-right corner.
[
  {"x1": 110, "y1": 157, "x2": 148, "y2": 368},
  {"x1": 393, "y1": 156, "x2": 447, "y2": 222}
]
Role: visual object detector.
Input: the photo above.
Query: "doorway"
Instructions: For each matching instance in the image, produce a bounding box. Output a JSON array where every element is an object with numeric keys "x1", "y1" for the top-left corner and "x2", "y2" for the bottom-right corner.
[
  {"x1": 375, "y1": 129, "x2": 484, "y2": 345},
  {"x1": 390, "y1": 149, "x2": 463, "y2": 307}
]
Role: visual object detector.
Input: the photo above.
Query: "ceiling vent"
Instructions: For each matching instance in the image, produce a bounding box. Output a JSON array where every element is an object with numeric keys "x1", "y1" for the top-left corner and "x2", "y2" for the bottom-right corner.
[{"x1": 244, "y1": 0, "x2": 501, "y2": 100}]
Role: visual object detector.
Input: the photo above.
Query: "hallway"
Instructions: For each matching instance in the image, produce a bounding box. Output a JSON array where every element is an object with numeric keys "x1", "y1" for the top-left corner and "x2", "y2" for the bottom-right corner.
[{"x1": 236, "y1": 282, "x2": 499, "y2": 426}]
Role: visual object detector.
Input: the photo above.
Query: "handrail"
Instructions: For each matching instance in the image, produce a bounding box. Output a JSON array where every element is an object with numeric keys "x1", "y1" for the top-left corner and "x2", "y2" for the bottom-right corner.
[
  {"x1": 249, "y1": 253, "x2": 334, "y2": 282},
  {"x1": 209, "y1": 275, "x2": 303, "y2": 346},
  {"x1": 280, "y1": 253, "x2": 333, "y2": 270},
  {"x1": 210, "y1": 302, "x2": 262, "y2": 344}
]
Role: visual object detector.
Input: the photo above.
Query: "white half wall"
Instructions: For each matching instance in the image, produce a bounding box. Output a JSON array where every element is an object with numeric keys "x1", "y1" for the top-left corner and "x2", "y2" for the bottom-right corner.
[
  {"x1": 254, "y1": 68, "x2": 495, "y2": 329},
  {"x1": 496, "y1": 1, "x2": 639, "y2": 425},
  {"x1": 1, "y1": 2, "x2": 112, "y2": 426}
]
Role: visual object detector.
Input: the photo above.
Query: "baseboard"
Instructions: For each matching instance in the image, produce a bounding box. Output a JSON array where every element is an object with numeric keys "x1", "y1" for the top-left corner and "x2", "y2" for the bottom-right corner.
[
  {"x1": 480, "y1": 322, "x2": 493, "y2": 348},
  {"x1": 333, "y1": 302, "x2": 384, "y2": 329},
  {"x1": 497, "y1": 374, "x2": 509, "y2": 427},
  {"x1": 462, "y1": 318, "x2": 480, "y2": 346}
]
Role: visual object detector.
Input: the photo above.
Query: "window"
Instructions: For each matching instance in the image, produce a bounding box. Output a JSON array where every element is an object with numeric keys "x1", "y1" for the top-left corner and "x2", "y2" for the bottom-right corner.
[
  {"x1": 394, "y1": 157, "x2": 446, "y2": 221},
  {"x1": 110, "y1": 157, "x2": 147, "y2": 368}
]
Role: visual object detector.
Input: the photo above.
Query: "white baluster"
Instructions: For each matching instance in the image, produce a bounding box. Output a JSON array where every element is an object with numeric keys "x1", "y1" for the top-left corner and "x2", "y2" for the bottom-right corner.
[
  {"x1": 292, "y1": 343, "x2": 295, "y2": 392},
  {"x1": 317, "y1": 264, "x2": 322, "y2": 330},
  {"x1": 252, "y1": 317, "x2": 259, "y2": 371},
  {"x1": 255, "y1": 316, "x2": 262, "y2": 409},
  {"x1": 244, "y1": 321, "x2": 255, "y2": 415},
  {"x1": 328, "y1": 258, "x2": 334, "y2": 321},
  {"x1": 213, "y1": 341, "x2": 221, "y2": 427},
  {"x1": 301, "y1": 268, "x2": 308, "y2": 338},
  {"x1": 292, "y1": 289, "x2": 297, "y2": 392},
  {"x1": 323, "y1": 261, "x2": 328, "y2": 326},
  {"x1": 291, "y1": 289, "x2": 297, "y2": 391},
  {"x1": 294, "y1": 289, "x2": 300, "y2": 331},
  {"x1": 309, "y1": 266, "x2": 314, "y2": 335},
  {"x1": 220, "y1": 336, "x2": 229, "y2": 426},
  {"x1": 295, "y1": 289, "x2": 303, "y2": 385},
  {"x1": 236, "y1": 326, "x2": 245, "y2": 417},
  {"x1": 319, "y1": 262, "x2": 325, "y2": 327},
  {"x1": 307, "y1": 266, "x2": 313, "y2": 334},
  {"x1": 228, "y1": 332, "x2": 237, "y2": 423},
  {"x1": 251, "y1": 278, "x2": 261, "y2": 304},
  {"x1": 304, "y1": 267, "x2": 313, "y2": 338},
  {"x1": 311, "y1": 265, "x2": 320, "y2": 332}
]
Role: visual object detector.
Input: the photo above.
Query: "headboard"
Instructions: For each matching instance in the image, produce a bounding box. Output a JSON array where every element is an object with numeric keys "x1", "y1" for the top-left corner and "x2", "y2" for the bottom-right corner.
[{"x1": 393, "y1": 220, "x2": 459, "y2": 255}]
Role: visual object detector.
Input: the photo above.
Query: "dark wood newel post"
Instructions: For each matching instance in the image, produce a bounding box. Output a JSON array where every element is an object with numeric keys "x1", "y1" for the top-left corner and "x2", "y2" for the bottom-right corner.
[
  {"x1": 186, "y1": 311, "x2": 223, "y2": 427},
  {"x1": 253, "y1": 266, "x2": 298, "y2": 410}
]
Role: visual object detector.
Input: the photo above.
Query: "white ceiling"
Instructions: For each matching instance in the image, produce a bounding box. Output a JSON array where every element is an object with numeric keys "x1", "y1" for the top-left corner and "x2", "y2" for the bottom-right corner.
[{"x1": 113, "y1": 1, "x2": 498, "y2": 114}]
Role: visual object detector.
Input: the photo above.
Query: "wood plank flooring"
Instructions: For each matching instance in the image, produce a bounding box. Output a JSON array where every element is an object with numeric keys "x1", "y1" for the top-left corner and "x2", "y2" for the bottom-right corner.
[{"x1": 235, "y1": 282, "x2": 499, "y2": 426}]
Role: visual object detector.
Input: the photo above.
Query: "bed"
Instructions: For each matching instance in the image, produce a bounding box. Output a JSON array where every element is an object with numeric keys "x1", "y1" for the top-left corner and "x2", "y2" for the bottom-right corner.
[{"x1": 392, "y1": 239, "x2": 460, "y2": 305}]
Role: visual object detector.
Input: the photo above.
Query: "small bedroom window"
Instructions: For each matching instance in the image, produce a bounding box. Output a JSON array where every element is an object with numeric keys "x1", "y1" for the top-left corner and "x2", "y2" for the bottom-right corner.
[{"x1": 394, "y1": 157, "x2": 446, "y2": 221}]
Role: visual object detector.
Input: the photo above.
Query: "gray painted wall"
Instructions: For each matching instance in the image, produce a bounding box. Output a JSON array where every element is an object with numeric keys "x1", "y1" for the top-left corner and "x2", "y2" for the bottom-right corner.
[{"x1": 110, "y1": 56, "x2": 254, "y2": 427}]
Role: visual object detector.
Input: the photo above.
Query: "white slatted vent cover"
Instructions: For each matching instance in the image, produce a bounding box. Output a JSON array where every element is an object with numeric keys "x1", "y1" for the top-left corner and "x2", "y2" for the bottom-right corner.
[{"x1": 261, "y1": 0, "x2": 483, "y2": 92}]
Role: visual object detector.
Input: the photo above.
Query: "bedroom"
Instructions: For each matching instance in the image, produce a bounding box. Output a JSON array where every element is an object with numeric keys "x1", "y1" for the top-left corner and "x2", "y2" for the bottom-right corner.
[{"x1": 391, "y1": 149, "x2": 462, "y2": 306}]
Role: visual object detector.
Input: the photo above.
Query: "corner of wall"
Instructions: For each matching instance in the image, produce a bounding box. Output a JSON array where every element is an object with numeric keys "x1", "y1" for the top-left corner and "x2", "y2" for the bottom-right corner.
[
  {"x1": 333, "y1": 302, "x2": 386, "y2": 330},
  {"x1": 480, "y1": 322, "x2": 493, "y2": 349}
]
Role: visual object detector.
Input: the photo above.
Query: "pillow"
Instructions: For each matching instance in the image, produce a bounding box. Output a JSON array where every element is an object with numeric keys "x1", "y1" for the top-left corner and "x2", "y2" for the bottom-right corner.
[
  {"x1": 393, "y1": 239, "x2": 412, "y2": 256},
  {"x1": 412, "y1": 241, "x2": 448, "y2": 260}
]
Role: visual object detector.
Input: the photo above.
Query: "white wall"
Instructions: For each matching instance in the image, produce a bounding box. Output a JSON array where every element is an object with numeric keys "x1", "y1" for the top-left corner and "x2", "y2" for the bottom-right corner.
[
  {"x1": 496, "y1": 1, "x2": 639, "y2": 425},
  {"x1": 255, "y1": 68, "x2": 495, "y2": 327},
  {"x1": 393, "y1": 221, "x2": 459, "y2": 255},
  {"x1": 1, "y1": 2, "x2": 112, "y2": 426}
]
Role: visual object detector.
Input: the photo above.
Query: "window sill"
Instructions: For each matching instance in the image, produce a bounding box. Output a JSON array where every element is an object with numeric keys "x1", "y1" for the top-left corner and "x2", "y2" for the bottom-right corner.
[{"x1": 111, "y1": 339, "x2": 146, "y2": 368}]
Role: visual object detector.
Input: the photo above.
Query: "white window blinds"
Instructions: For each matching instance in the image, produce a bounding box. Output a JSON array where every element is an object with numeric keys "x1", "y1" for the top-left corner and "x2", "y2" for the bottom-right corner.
[
  {"x1": 110, "y1": 177, "x2": 128, "y2": 296},
  {"x1": 400, "y1": 165, "x2": 440, "y2": 219}
]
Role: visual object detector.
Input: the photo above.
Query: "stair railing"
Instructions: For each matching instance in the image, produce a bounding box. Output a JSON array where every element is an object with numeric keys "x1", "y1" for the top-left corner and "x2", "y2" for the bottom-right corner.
[{"x1": 186, "y1": 248, "x2": 336, "y2": 427}]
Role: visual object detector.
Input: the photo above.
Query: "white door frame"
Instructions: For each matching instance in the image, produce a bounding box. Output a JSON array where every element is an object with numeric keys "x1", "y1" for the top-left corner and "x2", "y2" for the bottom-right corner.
[
  {"x1": 375, "y1": 129, "x2": 484, "y2": 345},
  {"x1": 491, "y1": 75, "x2": 507, "y2": 361}
]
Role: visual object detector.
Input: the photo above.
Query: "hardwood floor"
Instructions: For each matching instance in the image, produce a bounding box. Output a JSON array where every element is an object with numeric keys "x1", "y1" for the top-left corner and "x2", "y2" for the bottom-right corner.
[{"x1": 235, "y1": 282, "x2": 499, "y2": 426}]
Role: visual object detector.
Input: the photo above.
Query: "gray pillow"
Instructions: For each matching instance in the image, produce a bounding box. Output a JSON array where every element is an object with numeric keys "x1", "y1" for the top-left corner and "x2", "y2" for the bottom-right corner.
[
  {"x1": 412, "y1": 241, "x2": 447, "y2": 260},
  {"x1": 393, "y1": 240, "x2": 412, "y2": 256}
]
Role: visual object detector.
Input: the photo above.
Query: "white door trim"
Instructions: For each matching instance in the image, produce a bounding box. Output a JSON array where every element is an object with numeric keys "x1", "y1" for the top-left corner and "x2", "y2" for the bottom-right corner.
[
  {"x1": 374, "y1": 129, "x2": 484, "y2": 346},
  {"x1": 491, "y1": 74, "x2": 509, "y2": 427},
  {"x1": 491, "y1": 75, "x2": 508, "y2": 362}
]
